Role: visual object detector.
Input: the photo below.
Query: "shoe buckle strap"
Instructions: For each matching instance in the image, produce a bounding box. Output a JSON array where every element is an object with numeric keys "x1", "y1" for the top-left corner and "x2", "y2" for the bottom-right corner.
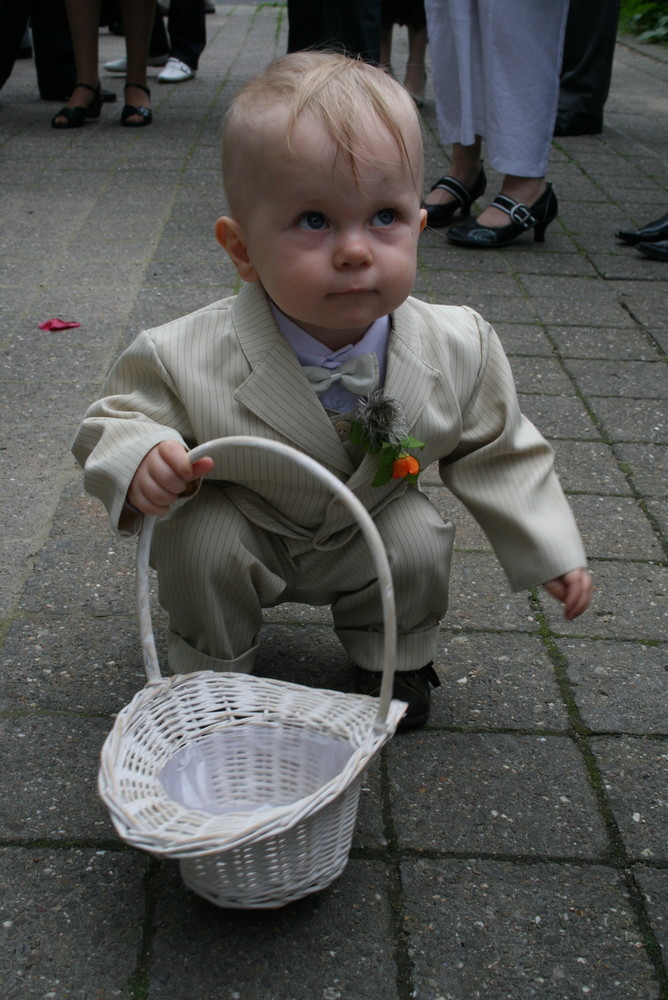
[
  {"x1": 492, "y1": 194, "x2": 535, "y2": 229},
  {"x1": 431, "y1": 175, "x2": 470, "y2": 209}
]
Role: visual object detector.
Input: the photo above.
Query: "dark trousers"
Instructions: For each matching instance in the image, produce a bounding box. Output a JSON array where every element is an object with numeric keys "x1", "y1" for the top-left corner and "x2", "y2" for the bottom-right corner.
[
  {"x1": 559, "y1": 0, "x2": 621, "y2": 117},
  {"x1": 0, "y1": 0, "x2": 75, "y2": 99},
  {"x1": 286, "y1": 0, "x2": 381, "y2": 64},
  {"x1": 150, "y1": 0, "x2": 206, "y2": 70}
]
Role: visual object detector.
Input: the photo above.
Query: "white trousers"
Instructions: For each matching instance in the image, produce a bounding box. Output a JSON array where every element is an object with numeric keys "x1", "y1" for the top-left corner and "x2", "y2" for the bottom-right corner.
[
  {"x1": 151, "y1": 484, "x2": 455, "y2": 676},
  {"x1": 424, "y1": 0, "x2": 569, "y2": 176}
]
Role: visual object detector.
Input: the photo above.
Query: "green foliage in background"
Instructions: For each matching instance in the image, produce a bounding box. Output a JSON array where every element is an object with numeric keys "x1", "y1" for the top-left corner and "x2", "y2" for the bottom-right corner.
[{"x1": 620, "y1": 0, "x2": 668, "y2": 43}]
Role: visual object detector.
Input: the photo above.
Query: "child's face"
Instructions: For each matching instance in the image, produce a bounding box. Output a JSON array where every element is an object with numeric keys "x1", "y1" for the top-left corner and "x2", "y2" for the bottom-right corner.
[{"x1": 218, "y1": 109, "x2": 427, "y2": 349}]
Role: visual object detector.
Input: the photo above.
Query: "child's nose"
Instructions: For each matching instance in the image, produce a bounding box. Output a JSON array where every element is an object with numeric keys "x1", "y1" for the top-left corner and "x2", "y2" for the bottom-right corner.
[{"x1": 333, "y1": 228, "x2": 372, "y2": 267}]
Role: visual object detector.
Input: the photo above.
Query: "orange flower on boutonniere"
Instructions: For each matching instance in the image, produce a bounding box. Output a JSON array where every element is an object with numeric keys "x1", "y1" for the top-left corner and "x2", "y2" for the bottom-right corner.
[{"x1": 350, "y1": 389, "x2": 425, "y2": 487}]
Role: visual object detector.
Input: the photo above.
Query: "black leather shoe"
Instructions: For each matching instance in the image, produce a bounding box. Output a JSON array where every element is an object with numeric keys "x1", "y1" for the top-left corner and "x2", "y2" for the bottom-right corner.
[
  {"x1": 423, "y1": 167, "x2": 487, "y2": 228},
  {"x1": 554, "y1": 110, "x2": 603, "y2": 136},
  {"x1": 447, "y1": 183, "x2": 558, "y2": 248},
  {"x1": 617, "y1": 212, "x2": 668, "y2": 245},
  {"x1": 636, "y1": 239, "x2": 668, "y2": 261},
  {"x1": 355, "y1": 663, "x2": 441, "y2": 731}
]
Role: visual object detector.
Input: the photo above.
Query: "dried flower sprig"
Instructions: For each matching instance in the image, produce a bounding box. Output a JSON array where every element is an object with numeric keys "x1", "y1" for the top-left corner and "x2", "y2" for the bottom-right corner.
[{"x1": 350, "y1": 388, "x2": 425, "y2": 486}]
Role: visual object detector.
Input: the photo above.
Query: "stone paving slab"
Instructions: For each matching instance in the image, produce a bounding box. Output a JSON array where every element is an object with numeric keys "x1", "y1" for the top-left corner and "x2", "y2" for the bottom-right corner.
[
  {"x1": 568, "y1": 494, "x2": 664, "y2": 560},
  {"x1": 550, "y1": 440, "x2": 633, "y2": 495},
  {"x1": 148, "y1": 861, "x2": 400, "y2": 1000},
  {"x1": 592, "y1": 397, "x2": 667, "y2": 443},
  {"x1": 564, "y1": 357, "x2": 668, "y2": 399},
  {"x1": 648, "y1": 497, "x2": 668, "y2": 539},
  {"x1": 388, "y1": 733, "x2": 609, "y2": 858},
  {"x1": 635, "y1": 868, "x2": 668, "y2": 964},
  {"x1": 591, "y1": 737, "x2": 668, "y2": 862},
  {"x1": 506, "y1": 354, "x2": 577, "y2": 396},
  {"x1": 446, "y1": 553, "x2": 540, "y2": 633},
  {"x1": 432, "y1": 632, "x2": 570, "y2": 732},
  {"x1": 615, "y1": 442, "x2": 668, "y2": 497},
  {"x1": 17, "y1": 482, "x2": 136, "y2": 618},
  {"x1": 561, "y1": 638, "x2": 668, "y2": 734},
  {"x1": 1, "y1": 322, "x2": 124, "y2": 383},
  {"x1": 0, "y1": 7, "x2": 666, "y2": 999},
  {"x1": 1, "y1": 846, "x2": 147, "y2": 1000},
  {"x1": 402, "y1": 860, "x2": 661, "y2": 999},
  {"x1": 518, "y1": 392, "x2": 601, "y2": 439},
  {"x1": 0, "y1": 612, "x2": 146, "y2": 714},
  {"x1": 549, "y1": 323, "x2": 663, "y2": 360},
  {"x1": 0, "y1": 715, "x2": 112, "y2": 841}
]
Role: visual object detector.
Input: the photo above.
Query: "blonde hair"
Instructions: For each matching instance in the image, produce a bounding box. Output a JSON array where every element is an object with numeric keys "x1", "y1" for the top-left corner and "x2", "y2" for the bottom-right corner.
[{"x1": 222, "y1": 52, "x2": 424, "y2": 211}]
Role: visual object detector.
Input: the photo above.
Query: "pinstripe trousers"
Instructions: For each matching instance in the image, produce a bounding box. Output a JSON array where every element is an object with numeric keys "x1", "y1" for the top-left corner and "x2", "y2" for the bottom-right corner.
[{"x1": 151, "y1": 483, "x2": 455, "y2": 676}]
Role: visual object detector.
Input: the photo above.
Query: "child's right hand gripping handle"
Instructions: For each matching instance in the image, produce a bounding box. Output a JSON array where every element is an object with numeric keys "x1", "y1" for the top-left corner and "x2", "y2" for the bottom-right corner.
[{"x1": 128, "y1": 439, "x2": 214, "y2": 517}]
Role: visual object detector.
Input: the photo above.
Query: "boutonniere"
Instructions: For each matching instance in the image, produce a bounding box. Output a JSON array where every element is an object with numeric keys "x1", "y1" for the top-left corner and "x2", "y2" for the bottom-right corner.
[{"x1": 350, "y1": 388, "x2": 425, "y2": 487}]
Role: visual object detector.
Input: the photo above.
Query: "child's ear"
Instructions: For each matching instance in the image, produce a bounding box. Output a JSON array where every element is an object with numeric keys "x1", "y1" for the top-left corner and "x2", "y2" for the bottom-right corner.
[
  {"x1": 419, "y1": 207, "x2": 428, "y2": 233},
  {"x1": 215, "y1": 216, "x2": 259, "y2": 282}
]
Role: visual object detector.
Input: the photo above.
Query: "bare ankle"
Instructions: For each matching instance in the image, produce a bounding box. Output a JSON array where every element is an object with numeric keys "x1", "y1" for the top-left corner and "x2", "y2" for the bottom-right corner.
[{"x1": 499, "y1": 177, "x2": 546, "y2": 206}]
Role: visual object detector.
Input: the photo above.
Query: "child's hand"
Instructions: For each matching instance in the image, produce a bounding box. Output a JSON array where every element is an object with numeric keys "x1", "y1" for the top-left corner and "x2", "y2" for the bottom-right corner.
[
  {"x1": 542, "y1": 569, "x2": 592, "y2": 620},
  {"x1": 127, "y1": 441, "x2": 214, "y2": 516}
]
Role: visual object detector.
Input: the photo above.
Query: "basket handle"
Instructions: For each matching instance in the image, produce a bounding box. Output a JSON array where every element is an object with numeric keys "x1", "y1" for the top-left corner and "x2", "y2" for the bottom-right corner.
[{"x1": 136, "y1": 436, "x2": 398, "y2": 729}]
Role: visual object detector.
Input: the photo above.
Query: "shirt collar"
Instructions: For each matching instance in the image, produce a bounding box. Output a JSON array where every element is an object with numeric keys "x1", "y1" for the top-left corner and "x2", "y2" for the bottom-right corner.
[{"x1": 269, "y1": 300, "x2": 390, "y2": 382}]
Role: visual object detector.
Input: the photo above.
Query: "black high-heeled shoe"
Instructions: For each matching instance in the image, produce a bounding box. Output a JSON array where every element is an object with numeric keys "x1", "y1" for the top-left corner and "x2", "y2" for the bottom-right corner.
[
  {"x1": 446, "y1": 183, "x2": 558, "y2": 248},
  {"x1": 120, "y1": 83, "x2": 152, "y2": 128},
  {"x1": 423, "y1": 167, "x2": 486, "y2": 228},
  {"x1": 51, "y1": 82, "x2": 102, "y2": 129}
]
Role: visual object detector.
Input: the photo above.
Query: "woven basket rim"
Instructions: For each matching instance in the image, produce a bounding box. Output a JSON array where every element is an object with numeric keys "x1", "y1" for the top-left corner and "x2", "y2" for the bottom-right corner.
[{"x1": 99, "y1": 670, "x2": 406, "y2": 858}]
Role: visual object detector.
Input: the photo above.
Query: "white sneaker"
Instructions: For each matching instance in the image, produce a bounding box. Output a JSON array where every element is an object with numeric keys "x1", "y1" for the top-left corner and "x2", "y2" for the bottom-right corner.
[
  {"x1": 157, "y1": 57, "x2": 195, "y2": 84},
  {"x1": 104, "y1": 54, "x2": 168, "y2": 73}
]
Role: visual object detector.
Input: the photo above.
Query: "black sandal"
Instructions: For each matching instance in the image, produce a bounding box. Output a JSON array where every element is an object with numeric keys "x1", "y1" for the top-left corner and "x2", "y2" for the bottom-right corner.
[
  {"x1": 120, "y1": 83, "x2": 152, "y2": 128},
  {"x1": 51, "y1": 82, "x2": 102, "y2": 129},
  {"x1": 423, "y1": 166, "x2": 487, "y2": 228}
]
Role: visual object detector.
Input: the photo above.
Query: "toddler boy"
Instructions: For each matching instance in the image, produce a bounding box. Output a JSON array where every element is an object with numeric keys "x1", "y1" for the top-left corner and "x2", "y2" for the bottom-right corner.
[{"x1": 73, "y1": 52, "x2": 591, "y2": 729}]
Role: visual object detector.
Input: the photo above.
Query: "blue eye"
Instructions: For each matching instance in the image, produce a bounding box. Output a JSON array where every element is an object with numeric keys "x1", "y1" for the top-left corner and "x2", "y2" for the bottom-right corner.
[
  {"x1": 372, "y1": 208, "x2": 396, "y2": 226},
  {"x1": 298, "y1": 212, "x2": 327, "y2": 230}
]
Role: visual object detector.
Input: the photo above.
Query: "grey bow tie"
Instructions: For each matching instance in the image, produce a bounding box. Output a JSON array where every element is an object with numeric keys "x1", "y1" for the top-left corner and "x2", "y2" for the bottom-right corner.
[{"x1": 303, "y1": 353, "x2": 378, "y2": 397}]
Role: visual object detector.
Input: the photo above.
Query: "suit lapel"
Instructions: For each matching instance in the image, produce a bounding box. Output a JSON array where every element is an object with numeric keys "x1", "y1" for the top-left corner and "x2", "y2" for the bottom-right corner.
[
  {"x1": 344, "y1": 300, "x2": 440, "y2": 492},
  {"x1": 231, "y1": 284, "x2": 354, "y2": 475},
  {"x1": 384, "y1": 300, "x2": 441, "y2": 428}
]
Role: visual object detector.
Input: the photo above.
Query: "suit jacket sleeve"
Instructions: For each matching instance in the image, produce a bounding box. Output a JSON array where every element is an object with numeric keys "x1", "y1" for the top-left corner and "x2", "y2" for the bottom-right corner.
[
  {"x1": 435, "y1": 306, "x2": 586, "y2": 590},
  {"x1": 71, "y1": 328, "x2": 195, "y2": 536}
]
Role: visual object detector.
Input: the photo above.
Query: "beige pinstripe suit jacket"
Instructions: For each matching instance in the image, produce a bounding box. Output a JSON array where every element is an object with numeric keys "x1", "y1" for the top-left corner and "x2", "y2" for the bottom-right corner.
[{"x1": 72, "y1": 281, "x2": 586, "y2": 591}]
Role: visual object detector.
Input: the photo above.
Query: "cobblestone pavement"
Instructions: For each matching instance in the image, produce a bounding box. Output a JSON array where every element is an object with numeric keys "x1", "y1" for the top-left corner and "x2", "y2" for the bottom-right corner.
[{"x1": 1, "y1": 5, "x2": 667, "y2": 999}]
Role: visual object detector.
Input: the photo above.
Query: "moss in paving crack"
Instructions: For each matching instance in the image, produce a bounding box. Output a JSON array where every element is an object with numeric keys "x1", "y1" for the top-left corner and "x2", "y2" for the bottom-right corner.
[
  {"x1": 625, "y1": 870, "x2": 668, "y2": 999},
  {"x1": 127, "y1": 860, "x2": 161, "y2": 1000},
  {"x1": 12, "y1": 837, "x2": 129, "y2": 851},
  {"x1": 531, "y1": 590, "x2": 629, "y2": 865},
  {"x1": 128, "y1": 970, "x2": 149, "y2": 1000},
  {"x1": 256, "y1": 2, "x2": 287, "y2": 42}
]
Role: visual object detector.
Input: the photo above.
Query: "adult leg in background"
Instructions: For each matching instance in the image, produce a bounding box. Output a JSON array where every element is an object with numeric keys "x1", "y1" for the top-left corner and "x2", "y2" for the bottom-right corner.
[{"x1": 555, "y1": 0, "x2": 621, "y2": 136}]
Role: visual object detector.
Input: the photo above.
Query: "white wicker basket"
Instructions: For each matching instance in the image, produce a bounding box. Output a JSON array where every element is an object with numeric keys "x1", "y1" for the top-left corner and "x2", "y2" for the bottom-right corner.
[{"x1": 98, "y1": 437, "x2": 406, "y2": 909}]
